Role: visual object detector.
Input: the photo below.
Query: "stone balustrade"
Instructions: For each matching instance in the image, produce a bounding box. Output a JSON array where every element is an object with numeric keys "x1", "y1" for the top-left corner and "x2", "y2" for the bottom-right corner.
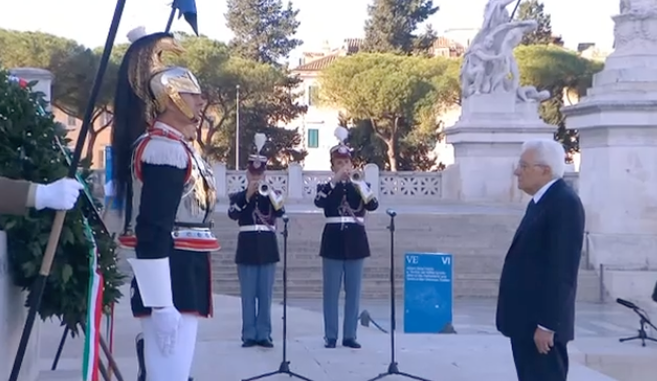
[{"x1": 90, "y1": 163, "x2": 580, "y2": 202}]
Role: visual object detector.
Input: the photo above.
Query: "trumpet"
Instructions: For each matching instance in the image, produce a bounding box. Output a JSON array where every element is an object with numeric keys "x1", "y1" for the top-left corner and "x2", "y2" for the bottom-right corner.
[
  {"x1": 350, "y1": 170, "x2": 364, "y2": 182},
  {"x1": 258, "y1": 181, "x2": 270, "y2": 196}
]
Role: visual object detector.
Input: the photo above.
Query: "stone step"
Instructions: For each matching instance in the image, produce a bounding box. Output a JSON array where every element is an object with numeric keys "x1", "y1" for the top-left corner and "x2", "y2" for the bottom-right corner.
[{"x1": 212, "y1": 269, "x2": 602, "y2": 302}]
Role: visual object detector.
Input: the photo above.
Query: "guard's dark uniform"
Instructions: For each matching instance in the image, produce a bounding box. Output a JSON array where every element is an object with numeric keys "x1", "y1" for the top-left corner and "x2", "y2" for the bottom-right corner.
[
  {"x1": 111, "y1": 28, "x2": 220, "y2": 381},
  {"x1": 228, "y1": 133, "x2": 284, "y2": 348},
  {"x1": 314, "y1": 127, "x2": 379, "y2": 349}
]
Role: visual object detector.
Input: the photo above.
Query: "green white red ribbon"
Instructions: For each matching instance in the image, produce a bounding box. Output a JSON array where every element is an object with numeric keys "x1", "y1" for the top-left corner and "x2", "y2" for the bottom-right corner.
[{"x1": 81, "y1": 218, "x2": 104, "y2": 381}]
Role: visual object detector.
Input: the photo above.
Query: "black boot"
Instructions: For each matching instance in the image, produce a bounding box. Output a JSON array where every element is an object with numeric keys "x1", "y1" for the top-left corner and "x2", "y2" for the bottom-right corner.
[{"x1": 136, "y1": 333, "x2": 146, "y2": 381}]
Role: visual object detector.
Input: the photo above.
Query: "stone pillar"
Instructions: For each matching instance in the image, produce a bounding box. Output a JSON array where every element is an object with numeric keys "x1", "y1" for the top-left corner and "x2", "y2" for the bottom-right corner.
[
  {"x1": 9, "y1": 68, "x2": 54, "y2": 111},
  {"x1": 445, "y1": 92, "x2": 554, "y2": 204},
  {"x1": 562, "y1": 0, "x2": 657, "y2": 307},
  {"x1": 0, "y1": 232, "x2": 40, "y2": 381},
  {"x1": 287, "y1": 163, "x2": 303, "y2": 200}
]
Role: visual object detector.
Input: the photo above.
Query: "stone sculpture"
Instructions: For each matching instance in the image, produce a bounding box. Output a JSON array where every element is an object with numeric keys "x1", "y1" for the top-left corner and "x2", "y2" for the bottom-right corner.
[{"x1": 460, "y1": 0, "x2": 550, "y2": 103}]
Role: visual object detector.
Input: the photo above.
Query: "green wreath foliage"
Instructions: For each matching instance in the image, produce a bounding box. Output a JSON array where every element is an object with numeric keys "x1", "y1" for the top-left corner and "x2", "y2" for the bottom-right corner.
[{"x1": 0, "y1": 68, "x2": 125, "y2": 334}]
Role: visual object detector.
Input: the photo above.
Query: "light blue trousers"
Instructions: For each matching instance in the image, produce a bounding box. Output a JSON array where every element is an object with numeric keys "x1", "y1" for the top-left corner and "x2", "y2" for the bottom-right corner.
[
  {"x1": 237, "y1": 263, "x2": 276, "y2": 342},
  {"x1": 322, "y1": 257, "x2": 364, "y2": 341}
]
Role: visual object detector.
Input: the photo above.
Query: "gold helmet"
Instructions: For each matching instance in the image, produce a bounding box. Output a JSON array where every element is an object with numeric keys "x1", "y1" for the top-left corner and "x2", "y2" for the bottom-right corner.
[{"x1": 123, "y1": 26, "x2": 201, "y2": 122}]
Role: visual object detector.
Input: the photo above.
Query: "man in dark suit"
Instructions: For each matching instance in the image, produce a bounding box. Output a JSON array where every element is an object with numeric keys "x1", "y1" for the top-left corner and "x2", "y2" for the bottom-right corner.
[{"x1": 496, "y1": 139, "x2": 585, "y2": 381}]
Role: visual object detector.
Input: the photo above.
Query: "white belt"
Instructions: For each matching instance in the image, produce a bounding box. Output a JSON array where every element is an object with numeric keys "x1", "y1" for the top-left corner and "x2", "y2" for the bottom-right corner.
[
  {"x1": 325, "y1": 216, "x2": 364, "y2": 224},
  {"x1": 239, "y1": 224, "x2": 274, "y2": 232}
]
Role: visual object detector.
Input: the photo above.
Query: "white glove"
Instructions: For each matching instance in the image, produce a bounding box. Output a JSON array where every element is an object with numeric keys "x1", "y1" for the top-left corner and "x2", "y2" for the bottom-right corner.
[
  {"x1": 151, "y1": 306, "x2": 181, "y2": 356},
  {"x1": 34, "y1": 178, "x2": 83, "y2": 211}
]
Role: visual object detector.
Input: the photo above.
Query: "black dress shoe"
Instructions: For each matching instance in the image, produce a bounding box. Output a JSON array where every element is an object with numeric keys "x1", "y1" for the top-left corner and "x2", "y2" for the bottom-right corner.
[
  {"x1": 242, "y1": 339, "x2": 257, "y2": 348},
  {"x1": 257, "y1": 339, "x2": 274, "y2": 348},
  {"x1": 324, "y1": 338, "x2": 337, "y2": 348},
  {"x1": 342, "y1": 339, "x2": 361, "y2": 349}
]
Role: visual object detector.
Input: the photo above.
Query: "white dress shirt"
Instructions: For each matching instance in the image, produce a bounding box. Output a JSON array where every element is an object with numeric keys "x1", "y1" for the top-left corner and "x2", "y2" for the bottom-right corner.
[{"x1": 532, "y1": 178, "x2": 558, "y2": 333}]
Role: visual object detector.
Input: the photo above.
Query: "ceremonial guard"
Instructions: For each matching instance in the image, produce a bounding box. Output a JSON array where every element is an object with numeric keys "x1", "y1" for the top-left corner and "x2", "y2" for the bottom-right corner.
[
  {"x1": 228, "y1": 133, "x2": 285, "y2": 348},
  {"x1": 111, "y1": 27, "x2": 220, "y2": 381},
  {"x1": 314, "y1": 127, "x2": 379, "y2": 349}
]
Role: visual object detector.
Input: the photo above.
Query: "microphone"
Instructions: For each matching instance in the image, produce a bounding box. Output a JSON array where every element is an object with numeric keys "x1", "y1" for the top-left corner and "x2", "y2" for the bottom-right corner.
[
  {"x1": 616, "y1": 298, "x2": 638, "y2": 310},
  {"x1": 282, "y1": 214, "x2": 289, "y2": 223},
  {"x1": 386, "y1": 208, "x2": 397, "y2": 218}
]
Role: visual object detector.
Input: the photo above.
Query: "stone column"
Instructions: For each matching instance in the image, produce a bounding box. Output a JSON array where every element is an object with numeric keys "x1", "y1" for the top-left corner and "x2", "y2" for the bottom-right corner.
[
  {"x1": 562, "y1": 0, "x2": 657, "y2": 307},
  {"x1": 445, "y1": 92, "x2": 554, "y2": 204}
]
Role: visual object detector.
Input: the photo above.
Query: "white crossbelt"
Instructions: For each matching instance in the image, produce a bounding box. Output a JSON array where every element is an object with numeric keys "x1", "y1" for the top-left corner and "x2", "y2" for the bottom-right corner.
[
  {"x1": 239, "y1": 224, "x2": 274, "y2": 232},
  {"x1": 325, "y1": 216, "x2": 364, "y2": 224}
]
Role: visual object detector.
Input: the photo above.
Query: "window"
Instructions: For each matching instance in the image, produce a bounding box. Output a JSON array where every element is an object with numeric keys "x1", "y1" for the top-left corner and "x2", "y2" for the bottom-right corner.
[
  {"x1": 307, "y1": 128, "x2": 319, "y2": 148},
  {"x1": 308, "y1": 85, "x2": 320, "y2": 106},
  {"x1": 97, "y1": 148, "x2": 106, "y2": 168},
  {"x1": 67, "y1": 115, "x2": 77, "y2": 126}
]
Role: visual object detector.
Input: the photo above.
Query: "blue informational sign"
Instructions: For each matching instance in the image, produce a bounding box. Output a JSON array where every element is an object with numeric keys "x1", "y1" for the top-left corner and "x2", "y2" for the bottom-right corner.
[{"x1": 403, "y1": 252, "x2": 453, "y2": 334}]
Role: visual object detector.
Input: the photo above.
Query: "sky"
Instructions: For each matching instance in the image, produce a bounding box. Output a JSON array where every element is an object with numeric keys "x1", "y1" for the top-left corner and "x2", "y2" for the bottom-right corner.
[{"x1": 0, "y1": 0, "x2": 619, "y2": 59}]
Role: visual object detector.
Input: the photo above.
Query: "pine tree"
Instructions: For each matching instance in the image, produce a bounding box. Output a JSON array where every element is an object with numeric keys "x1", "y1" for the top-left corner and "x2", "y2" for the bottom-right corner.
[
  {"x1": 514, "y1": 0, "x2": 554, "y2": 45},
  {"x1": 0, "y1": 69, "x2": 124, "y2": 332},
  {"x1": 362, "y1": 0, "x2": 439, "y2": 55},
  {"x1": 225, "y1": 0, "x2": 302, "y2": 65}
]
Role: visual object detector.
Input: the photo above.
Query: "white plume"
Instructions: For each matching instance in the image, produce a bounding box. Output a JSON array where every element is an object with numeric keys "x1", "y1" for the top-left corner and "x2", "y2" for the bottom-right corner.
[
  {"x1": 254, "y1": 133, "x2": 267, "y2": 153},
  {"x1": 334, "y1": 126, "x2": 348, "y2": 143},
  {"x1": 127, "y1": 26, "x2": 147, "y2": 43}
]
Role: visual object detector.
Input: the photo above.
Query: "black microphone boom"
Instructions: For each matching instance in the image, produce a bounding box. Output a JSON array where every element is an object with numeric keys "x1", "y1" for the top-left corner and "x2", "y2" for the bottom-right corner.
[{"x1": 616, "y1": 298, "x2": 638, "y2": 310}]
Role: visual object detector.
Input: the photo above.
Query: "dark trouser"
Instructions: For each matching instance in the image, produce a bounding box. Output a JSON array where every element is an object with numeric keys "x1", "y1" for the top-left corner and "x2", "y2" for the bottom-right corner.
[
  {"x1": 510, "y1": 337, "x2": 569, "y2": 381},
  {"x1": 237, "y1": 263, "x2": 276, "y2": 342},
  {"x1": 322, "y1": 257, "x2": 364, "y2": 341}
]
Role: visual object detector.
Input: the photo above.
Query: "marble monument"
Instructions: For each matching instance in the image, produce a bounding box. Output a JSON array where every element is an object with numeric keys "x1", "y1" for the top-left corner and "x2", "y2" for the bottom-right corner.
[
  {"x1": 563, "y1": 0, "x2": 657, "y2": 309},
  {"x1": 444, "y1": 0, "x2": 555, "y2": 203}
]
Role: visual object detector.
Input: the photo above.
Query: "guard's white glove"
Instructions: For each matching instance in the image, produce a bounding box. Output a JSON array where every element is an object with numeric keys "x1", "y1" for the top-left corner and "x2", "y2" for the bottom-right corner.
[
  {"x1": 151, "y1": 306, "x2": 181, "y2": 356},
  {"x1": 34, "y1": 178, "x2": 84, "y2": 211}
]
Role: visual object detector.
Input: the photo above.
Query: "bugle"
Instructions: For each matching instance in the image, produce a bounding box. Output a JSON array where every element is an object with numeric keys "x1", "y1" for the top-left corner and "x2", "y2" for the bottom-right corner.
[
  {"x1": 350, "y1": 170, "x2": 363, "y2": 182},
  {"x1": 258, "y1": 181, "x2": 270, "y2": 196}
]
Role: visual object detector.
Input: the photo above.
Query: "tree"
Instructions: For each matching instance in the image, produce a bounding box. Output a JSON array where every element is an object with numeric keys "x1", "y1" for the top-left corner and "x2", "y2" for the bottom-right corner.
[
  {"x1": 0, "y1": 69, "x2": 123, "y2": 331},
  {"x1": 320, "y1": 53, "x2": 458, "y2": 171},
  {"x1": 514, "y1": 45, "x2": 603, "y2": 153},
  {"x1": 167, "y1": 35, "x2": 307, "y2": 168},
  {"x1": 514, "y1": 0, "x2": 554, "y2": 45},
  {"x1": 362, "y1": 0, "x2": 439, "y2": 55},
  {"x1": 0, "y1": 29, "x2": 119, "y2": 163},
  {"x1": 225, "y1": 0, "x2": 302, "y2": 65}
]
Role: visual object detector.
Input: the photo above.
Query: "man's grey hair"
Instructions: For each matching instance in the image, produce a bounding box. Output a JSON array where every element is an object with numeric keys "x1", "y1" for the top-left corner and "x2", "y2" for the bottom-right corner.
[{"x1": 521, "y1": 139, "x2": 566, "y2": 179}]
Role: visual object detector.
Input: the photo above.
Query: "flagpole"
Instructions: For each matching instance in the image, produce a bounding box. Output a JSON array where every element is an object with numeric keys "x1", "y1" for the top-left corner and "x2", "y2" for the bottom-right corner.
[
  {"x1": 7, "y1": 0, "x2": 128, "y2": 380},
  {"x1": 165, "y1": 7, "x2": 176, "y2": 32}
]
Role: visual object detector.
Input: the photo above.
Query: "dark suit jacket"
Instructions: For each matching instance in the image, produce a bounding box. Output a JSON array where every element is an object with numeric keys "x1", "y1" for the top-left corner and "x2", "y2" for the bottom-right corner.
[{"x1": 496, "y1": 178, "x2": 585, "y2": 342}]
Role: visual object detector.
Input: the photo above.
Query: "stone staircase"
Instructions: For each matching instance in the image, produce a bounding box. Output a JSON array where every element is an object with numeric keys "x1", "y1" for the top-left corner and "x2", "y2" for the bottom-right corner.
[{"x1": 209, "y1": 205, "x2": 603, "y2": 302}]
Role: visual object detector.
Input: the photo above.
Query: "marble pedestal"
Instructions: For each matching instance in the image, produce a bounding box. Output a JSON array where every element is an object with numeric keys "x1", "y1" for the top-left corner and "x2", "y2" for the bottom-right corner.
[
  {"x1": 562, "y1": 2, "x2": 657, "y2": 309},
  {"x1": 0, "y1": 232, "x2": 40, "y2": 381},
  {"x1": 444, "y1": 92, "x2": 555, "y2": 204}
]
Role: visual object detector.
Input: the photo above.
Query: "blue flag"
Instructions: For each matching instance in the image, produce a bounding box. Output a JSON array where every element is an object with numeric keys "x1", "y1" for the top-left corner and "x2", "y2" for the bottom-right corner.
[{"x1": 173, "y1": 0, "x2": 198, "y2": 35}]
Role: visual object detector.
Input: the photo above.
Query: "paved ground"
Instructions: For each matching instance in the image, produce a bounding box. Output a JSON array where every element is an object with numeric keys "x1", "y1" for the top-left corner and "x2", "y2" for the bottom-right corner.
[
  {"x1": 287, "y1": 298, "x2": 650, "y2": 338},
  {"x1": 32, "y1": 286, "x2": 657, "y2": 381}
]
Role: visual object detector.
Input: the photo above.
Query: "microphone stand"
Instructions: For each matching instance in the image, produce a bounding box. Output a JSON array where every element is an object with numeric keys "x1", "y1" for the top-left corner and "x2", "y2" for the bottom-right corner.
[
  {"x1": 619, "y1": 306, "x2": 657, "y2": 347},
  {"x1": 242, "y1": 215, "x2": 313, "y2": 381},
  {"x1": 367, "y1": 210, "x2": 431, "y2": 381}
]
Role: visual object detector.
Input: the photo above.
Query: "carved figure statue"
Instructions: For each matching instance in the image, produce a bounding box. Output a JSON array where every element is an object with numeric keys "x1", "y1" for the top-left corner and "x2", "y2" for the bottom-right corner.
[{"x1": 460, "y1": 0, "x2": 551, "y2": 103}]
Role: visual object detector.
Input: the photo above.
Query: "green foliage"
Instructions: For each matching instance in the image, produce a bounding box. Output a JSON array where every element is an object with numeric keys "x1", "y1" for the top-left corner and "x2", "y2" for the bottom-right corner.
[
  {"x1": 320, "y1": 53, "x2": 458, "y2": 171},
  {"x1": 0, "y1": 69, "x2": 124, "y2": 333},
  {"x1": 362, "y1": 0, "x2": 439, "y2": 55},
  {"x1": 514, "y1": 0, "x2": 554, "y2": 45},
  {"x1": 515, "y1": 44, "x2": 603, "y2": 153},
  {"x1": 0, "y1": 28, "x2": 120, "y2": 163},
  {"x1": 225, "y1": 0, "x2": 302, "y2": 65}
]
